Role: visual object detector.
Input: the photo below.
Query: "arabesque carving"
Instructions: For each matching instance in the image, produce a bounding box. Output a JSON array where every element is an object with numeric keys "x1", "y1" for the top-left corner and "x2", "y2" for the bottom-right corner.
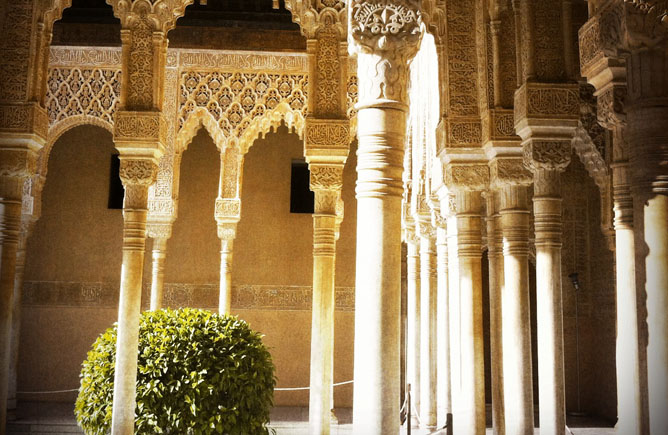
[
  {"x1": 310, "y1": 165, "x2": 344, "y2": 190},
  {"x1": 523, "y1": 140, "x2": 572, "y2": 171},
  {"x1": 119, "y1": 159, "x2": 158, "y2": 186}
]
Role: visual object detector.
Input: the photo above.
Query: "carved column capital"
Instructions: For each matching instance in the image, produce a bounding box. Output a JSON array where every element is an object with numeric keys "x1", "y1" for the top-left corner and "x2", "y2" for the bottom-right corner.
[
  {"x1": 0, "y1": 103, "x2": 48, "y2": 142},
  {"x1": 523, "y1": 140, "x2": 572, "y2": 173},
  {"x1": 310, "y1": 164, "x2": 344, "y2": 191},
  {"x1": 217, "y1": 222, "x2": 237, "y2": 241},
  {"x1": 445, "y1": 163, "x2": 490, "y2": 192},
  {"x1": 118, "y1": 158, "x2": 158, "y2": 209},
  {"x1": 348, "y1": 0, "x2": 424, "y2": 108},
  {"x1": 514, "y1": 82, "x2": 580, "y2": 134},
  {"x1": 304, "y1": 118, "x2": 350, "y2": 158},
  {"x1": 417, "y1": 220, "x2": 436, "y2": 240},
  {"x1": 146, "y1": 223, "x2": 172, "y2": 240},
  {"x1": 489, "y1": 157, "x2": 533, "y2": 189},
  {"x1": 113, "y1": 111, "x2": 167, "y2": 157}
]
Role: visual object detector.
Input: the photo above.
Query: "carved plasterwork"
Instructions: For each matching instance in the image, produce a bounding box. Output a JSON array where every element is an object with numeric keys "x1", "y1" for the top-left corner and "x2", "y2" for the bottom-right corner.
[
  {"x1": 177, "y1": 67, "x2": 308, "y2": 153},
  {"x1": 114, "y1": 110, "x2": 167, "y2": 150},
  {"x1": 489, "y1": 158, "x2": 533, "y2": 187},
  {"x1": 119, "y1": 158, "x2": 158, "y2": 186},
  {"x1": 445, "y1": 119, "x2": 483, "y2": 148},
  {"x1": 0, "y1": 103, "x2": 49, "y2": 140},
  {"x1": 214, "y1": 198, "x2": 241, "y2": 221},
  {"x1": 146, "y1": 223, "x2": 172, "y2": 240},
  {"x1": 310, "y1": 165, "x2": 344, "y2": 191},
  {"x1": 304, "y1": 118, "x2": 350, "y2": 155},
  {"x1": 514, "y1": 82, "x2": 580, "y2": 122},
  {"x1": 348, "y1": 0, "x2": 424, "y2": 107},
  {"x1": 284, "y1": 0, "x2": 347, "y2": 39},
  {"x1": 445, "y1": 163, "x2": 490, "y2": 191},
  {"x1": 105, "y1": 0, "x2": 194, "y2": 34},
  {"x1": 523, "y1": 140, "x2": 572, "y2": 172}
]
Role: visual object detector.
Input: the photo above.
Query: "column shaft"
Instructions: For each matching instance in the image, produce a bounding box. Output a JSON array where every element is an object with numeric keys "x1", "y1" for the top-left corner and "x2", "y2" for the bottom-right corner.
[
  {"x1": 111, "y1": 207, "x2": 149, "y2": 435},
  {"x1": 309, "y1": 214, "x2": 337, "y2": 435},
  {"x1": 8, "y1": 225, "x2": 31, "y2": 419},
  {"x1": 436, "y1": 225, "x2": 451, "y2": 427},
  {"x1": 454, "y1": 190, "x2": 485, "y2": 435},
  {"x1": 612, "y1": 163, "x2": 642, "y2": 435},
  {"x1": 407, "y1": 239, "x2": 421, "y2": 426},
  {"x1": 149, "y1": 237, "x2": 167, "y2": 311},
  {"x1": 447, "y1": 213, "x2": 461, "y2": 413},
  {"x1": 500, "y1": 185, "x2": 534, "y2": 435},
  {"x1": 352, "y1": 107, "x2": 405, "y2": 434},
  {"x1": 219, "y1": 238, "x2": 233, "y2": 315},
  {"x1": 419, "y1": 232, "x2": 437, "y2": 429},
  {"x1": 0, "y1": 190, "x2": 22, "y2": 430},
  {"x1": 487, "y1": 195, "x2": 505, "y2": 435},
  {"x1": 533, "y1": 169, "x2": 566, "y2": 435}
]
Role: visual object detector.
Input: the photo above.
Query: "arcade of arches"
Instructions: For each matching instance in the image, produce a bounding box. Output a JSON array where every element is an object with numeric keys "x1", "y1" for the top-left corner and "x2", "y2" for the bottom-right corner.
[{"x1": 0, "y1": 1, "x2": 667, "y2": 434}]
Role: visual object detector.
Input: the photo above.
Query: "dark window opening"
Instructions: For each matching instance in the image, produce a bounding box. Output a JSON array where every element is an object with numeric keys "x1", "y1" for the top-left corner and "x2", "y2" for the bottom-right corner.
[
  {"x1": 290, "y1": 160, "x2": 314, "y2": 214},
  {"x1": 108, "y1": 153, "x2": 125, "y2": 209}
]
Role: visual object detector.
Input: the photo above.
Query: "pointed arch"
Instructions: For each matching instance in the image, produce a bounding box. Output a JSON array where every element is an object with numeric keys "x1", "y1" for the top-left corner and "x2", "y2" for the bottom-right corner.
[
  {"x1": 176, "y1": 107, "x2": 228, "y2": 153},
  {"x1": 238, "y1": 101, "x2": 306, "y2": 154}
]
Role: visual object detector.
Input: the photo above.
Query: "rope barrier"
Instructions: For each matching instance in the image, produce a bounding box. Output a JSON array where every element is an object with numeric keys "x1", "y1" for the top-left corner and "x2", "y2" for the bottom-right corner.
[
  {"x1": 18, "y1": 381, "x2": 355, "y2": 394},
  {"x1": 274, "y1": 380, "x2": 353, "y2": 391},
  {"x1": 17, "y1": 388, "x2": 79, "y2": 394}
]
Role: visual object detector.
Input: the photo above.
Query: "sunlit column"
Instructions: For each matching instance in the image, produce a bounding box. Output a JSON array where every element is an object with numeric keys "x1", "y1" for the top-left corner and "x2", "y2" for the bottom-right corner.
[
  {"x1": 486, "y1": 191, "x2": 505, "y2": 435},
  {"x1": 146, "y1": 224, "x2": 172, "y2": 311},
  {"x1": 499, "y1": 183, "x2": 534, "y2": 435},
  {"x1": 348, "y1": 2, "x2": 423, "y2": 433},
  {"x1": 515, "y1": 82, "x2": 578, "y2": 435},
  {"x1": 406, "y1": 230, "x2": 421, "y2": 427},
  {"x1": 307, "y1": 162, "x2": 345, "y2": 435},
  {"x1": 418, "y1": 220, "x2": 437, "y2": 430},
  {"x1": 111, "y1": 158, "x2": 159, "y2": 435},
  {"x1": 454, "y1": 189, "x2": 485, "y2": 435},
  {"x1": 434, "y1": 212, "x2": 451, "y2": 428}
]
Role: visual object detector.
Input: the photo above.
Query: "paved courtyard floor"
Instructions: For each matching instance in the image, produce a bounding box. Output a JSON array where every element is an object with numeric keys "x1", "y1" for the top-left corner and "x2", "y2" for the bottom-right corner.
[{"x1": 6, "y1": 401, "x2": 616, "y2": 434}]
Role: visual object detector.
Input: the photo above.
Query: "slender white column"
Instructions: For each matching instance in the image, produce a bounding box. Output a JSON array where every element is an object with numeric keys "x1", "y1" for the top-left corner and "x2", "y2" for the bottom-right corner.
[
  {"x1": 486, "y1": 192, "x2": 505, "y2": 435},
  {"x1": 349, "y1": 3, "x2": 422, "y2": 433},
  {"x1": 446, "y1": 208, "x2": 461, "y2": 421},
  {"x1": 499, "y1": 184, "x2": 534, "y2": 435},
  {"x1": 612, "y1": 150, "x2": 642, "y2": 435},
  {"x1": 218, "y1": 237, "x2": 233, "y2": 314},
  {"x1": 453, "y1": 190, "x2": 485, "y2": 435},
  {"x1": 111, "y1": 160, "x2": 157, "y2": 435},
  {"x1": 148, "y1": 236, "x2": 168, "y2": 311},
  {"x1": 406, "y1": 234, "x2": 421, "y2": 427},
  {"x1": 435, "y1": 218, "x2": 451, "y2": 428},
  {"x1": 533, "y1": 167, "x2": 567, "y2": 435},
  {"x1": 418, "y1": 222, "x2": 437, "y2": 430}
]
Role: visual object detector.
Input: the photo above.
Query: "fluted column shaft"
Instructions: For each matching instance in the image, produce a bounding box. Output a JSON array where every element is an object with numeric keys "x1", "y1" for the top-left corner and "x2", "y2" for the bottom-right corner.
[
  {"x1": 419, "y1": 226, "x2": 437, "y2": 429},
  {"x1": 533, "y1": 168, "x2": 566, "y2": 435},
  {"x1": 454, "y1": 190, "x2": 485, "y2": 435},
  {"x1": 486, "y1": 192, "x2": 505, "y2": 435},
  {"x1": 406, "y1": 237, "x2": 421, "y2": 427},
  {"x1": 436, "y1": 223, "x2": 451, "y2": 427},
  {"x1": 499, "y1": 184, "x2": 534, "y2": 435},
  {"x1": 149, "y1": 237, "x2": 168, "y2": 311},
  {"x1": 111, "y1": 179, "x2": 154, "y2": 435}
]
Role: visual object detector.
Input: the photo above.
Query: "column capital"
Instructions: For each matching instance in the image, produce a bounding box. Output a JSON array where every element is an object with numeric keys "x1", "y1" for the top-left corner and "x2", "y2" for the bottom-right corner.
[
  {"x1": 284, "y1": 0, "x2": 346, "y2": 39},
  {"x1": 217, "y1": 222, "x2": 237, "y2": 241},
  {"x1": 417, "y1": 219, "x2": 436, "y2": 240},
  {"x1": 489, "y1": 157, "x2": 533, "y2": 189},
  {"x1": 514, "y1": 82, "x2": 580, "y2": 135},
  {"x1": 445, "y1": 163, "x2": 490, "y2": 192},
  {"x1": 107, "y1": 0, "x2": 192, "y2": 34},
  {"x1": 146, "y1": 223, "x2": 172, "y2": 240},
  {"x1": 348, "y1": 0, "x2": 424, "y2": 109},
  {"x1": 523, "y1": 140, "x2": 572, "y2": 173},
  {"x1": 118, "y1": 158, "x2": 158, "y2": 209}
]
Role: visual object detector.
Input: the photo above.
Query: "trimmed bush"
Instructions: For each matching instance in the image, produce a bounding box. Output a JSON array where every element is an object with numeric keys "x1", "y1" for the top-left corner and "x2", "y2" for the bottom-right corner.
[{"x1": 75, "y1": 308, "x2": 276, "y2": 434}]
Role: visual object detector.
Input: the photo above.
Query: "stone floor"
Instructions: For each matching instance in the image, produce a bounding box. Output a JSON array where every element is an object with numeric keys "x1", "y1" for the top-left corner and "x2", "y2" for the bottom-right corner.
[{"x1": 6, "y1": 402, "x2": 616, "y2": 434}]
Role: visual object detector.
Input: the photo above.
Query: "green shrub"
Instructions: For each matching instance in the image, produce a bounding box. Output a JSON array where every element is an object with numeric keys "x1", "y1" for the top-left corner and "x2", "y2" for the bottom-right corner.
[{"x1": 75, "y1": 308, "x2": 276, "y2": 434}]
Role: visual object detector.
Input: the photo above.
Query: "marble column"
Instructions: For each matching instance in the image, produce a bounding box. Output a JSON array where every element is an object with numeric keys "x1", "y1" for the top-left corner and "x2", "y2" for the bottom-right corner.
[
  {"x1": 499, "y1": 184, "x2": 534, "y2": 435},
  {"x1": 446, "y1": 199, "x2": 461, "y2": 428},
  {"x1": 215, "y1": 220, "x2": 237, "y2": 315},
  {"x1": 307, "y1": 163, "x2": 344, "y2": 435},
  {"x1": 454, "y1": 189, "x2": 486, "y2": 435},
  {"x1": 435, "y1": 213, "x2": 451, "y2": 428},
  {"x1": 628, "y1": 104, "x2": 668, "y2": 435},
  {"x1": 111, "y1": 158, "x2": 159, "y2": 435},
  {"x1": 348, "y1": 2, "x2": 423, "y2": 433},
  {"x1": 406, "y1": 231, "x2": 421, "y2": 427},
  {"x1": 418, "y1": 221, "x2": 437, "y2": 430},
  {"x1": 486, "y1": 191, "x2": 505, "y2": 435},
  {"x1": 7, "y1": 218, "x2": 35, "y2": 419},
  {"x1": 515, "y1": 82, "x2": 578, "y2": 435},
  {"x1": 147, "y1": 224, "x2": 172, "y2": 311}
]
